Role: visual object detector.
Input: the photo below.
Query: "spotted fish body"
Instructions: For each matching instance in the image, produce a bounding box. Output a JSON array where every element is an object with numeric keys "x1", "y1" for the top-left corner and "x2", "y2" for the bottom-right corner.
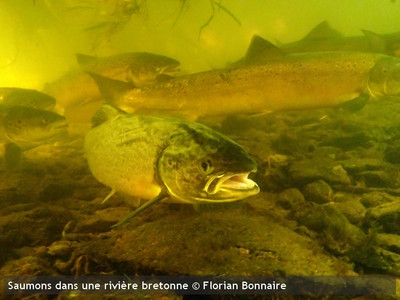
[
  {"x1": 90, "y1": 52, "x2": 400, "y2": 121},
  {"x1": 84, "y1": 105, "x2": 259, "y2": 223}
]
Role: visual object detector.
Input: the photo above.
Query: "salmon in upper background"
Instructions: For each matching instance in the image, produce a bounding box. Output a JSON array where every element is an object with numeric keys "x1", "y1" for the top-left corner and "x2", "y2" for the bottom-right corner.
[{"x1": 42, "y1": 52, "x2": 181, "y2": 129}]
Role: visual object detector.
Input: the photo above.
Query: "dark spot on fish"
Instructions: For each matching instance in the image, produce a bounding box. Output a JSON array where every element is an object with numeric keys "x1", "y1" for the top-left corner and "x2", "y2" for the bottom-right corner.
[
  {"x1": 117, "y1": 138, "x2": 140, "y2": 147},
  {"x1": 219, "y1": 73, "x2": 230, "y2": 83}
]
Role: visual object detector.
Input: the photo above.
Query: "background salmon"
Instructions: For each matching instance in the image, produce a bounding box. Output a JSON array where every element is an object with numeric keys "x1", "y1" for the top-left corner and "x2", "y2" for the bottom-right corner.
[
  {"x1": 90, "y1": 51, "x2": 400, "y2": 121},
  {"x1": 43, "y1": 52, "x2": 181, "y2": 127},
  {"x1": 0, "y1": 88, "x2": 56, "y2": 111},
  {"x1": 280, "y1": 21, "x2": 400, "y2": 57}
]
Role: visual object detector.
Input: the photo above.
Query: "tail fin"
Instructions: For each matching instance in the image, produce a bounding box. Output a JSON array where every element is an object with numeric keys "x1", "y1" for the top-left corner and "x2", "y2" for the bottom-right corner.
[{"x1": 87, "y1": 72, "x2": 135, "y2": 103}]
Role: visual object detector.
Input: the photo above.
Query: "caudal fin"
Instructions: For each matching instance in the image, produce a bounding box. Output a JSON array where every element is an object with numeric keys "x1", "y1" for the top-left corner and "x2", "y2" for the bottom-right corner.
[{"x1": 87, "y1": 72, "x2": 135, "y2": 103}]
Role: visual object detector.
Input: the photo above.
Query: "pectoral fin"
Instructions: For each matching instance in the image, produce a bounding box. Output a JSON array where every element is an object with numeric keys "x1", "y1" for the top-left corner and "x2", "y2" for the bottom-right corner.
[
  {"x1": 102, "y1": 189, "x2": 116, "y2": 204},
  {"x1": 111, "y1": 192, "x2": 168, "y2": 228},
  {"x1": 338, "y1": 94, "x2": 369, "y2": 113}
]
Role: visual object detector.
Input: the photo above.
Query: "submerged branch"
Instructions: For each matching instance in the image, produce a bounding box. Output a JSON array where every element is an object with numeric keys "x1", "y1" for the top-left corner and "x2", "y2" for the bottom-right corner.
[
  {"x1": 198, "y1": 0, "x2": 215, "y2": 37},
  {"x1": 214, "y1": 1, "x2": 241, "y2": 26},
  {"x1": 172, "y1": 0, "x2": 188, "y2": 27},
  {"x1": 172, "y1": 0, "x2": 241, "y2": 36},
  {"x1": 198, "y1": 0, "x2": 241, "y2": 36}
]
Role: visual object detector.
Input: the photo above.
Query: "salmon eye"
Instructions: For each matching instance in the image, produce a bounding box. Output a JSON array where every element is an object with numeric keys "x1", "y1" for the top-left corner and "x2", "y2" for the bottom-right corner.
[{"x1": 200, "y1": 159, "x2": 213, "y2": 174}]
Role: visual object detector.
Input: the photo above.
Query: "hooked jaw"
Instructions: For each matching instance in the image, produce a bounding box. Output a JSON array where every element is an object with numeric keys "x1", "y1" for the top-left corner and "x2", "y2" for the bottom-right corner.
[
  {"x1": 158, "y1": 63, "x2": 180, "y2": 76},
  {"x1": 202, "y1": 171, "x2": 259, "y2": 202}
]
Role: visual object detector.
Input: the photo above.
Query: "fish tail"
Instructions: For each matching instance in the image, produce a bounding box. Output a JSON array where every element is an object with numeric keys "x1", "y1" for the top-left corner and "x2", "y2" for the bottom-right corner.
[{"x1": 87, "y1": 72, "x2": 135, "y2": 104}]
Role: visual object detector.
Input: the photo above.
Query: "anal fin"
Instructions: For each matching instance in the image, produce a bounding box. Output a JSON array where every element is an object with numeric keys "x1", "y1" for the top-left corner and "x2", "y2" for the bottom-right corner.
[{"x1": 338, "y1": 94, "x2": 369, "y2": 113}]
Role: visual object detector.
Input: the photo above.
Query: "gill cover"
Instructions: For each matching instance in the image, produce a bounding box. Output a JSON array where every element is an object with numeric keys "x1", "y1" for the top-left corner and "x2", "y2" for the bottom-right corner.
[{"x1": 367, "y1": 57, "x2": 400, "y2": 98}]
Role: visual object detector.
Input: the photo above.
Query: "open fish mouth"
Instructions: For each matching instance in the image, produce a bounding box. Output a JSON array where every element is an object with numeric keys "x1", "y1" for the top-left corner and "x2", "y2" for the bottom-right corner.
[
  {"x1": 52, "y1": 121, "x2": 68, "y2": 130},
  {"x1": 204, "y1": 172, "x2": 259, "y2": 200},
  {"x1": 158, "y1": 64, "x2": 180, "y2": 75}
]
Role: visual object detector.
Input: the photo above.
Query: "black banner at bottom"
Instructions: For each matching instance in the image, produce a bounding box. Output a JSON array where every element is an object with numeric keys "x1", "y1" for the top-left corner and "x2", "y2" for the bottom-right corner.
[{"x1": 3, "y1": 275, "x2": 396, "y2": 295}]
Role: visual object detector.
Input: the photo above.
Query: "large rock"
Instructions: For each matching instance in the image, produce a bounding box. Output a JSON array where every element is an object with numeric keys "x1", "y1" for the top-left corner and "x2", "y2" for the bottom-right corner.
[
  {"x1": 364, "y1": 201, "x2": 400, "y2": 234},
  {"x1": 80, "y1": 199, "x2": 354, "y2": 277},
  {"x1": 332, "y1": 198, "x2": 366, "y2": 226},
  {"x1": 292, "y1": 203, "x2": 366, "y2": 255},
  {"x1": 302, "y1": 180, "x2": 333, "y2": 204},
  {"x1": 361, "y1": 192, "x2": 398, "y2": 208},
  {"x1": 288, "y1": 159, "x2": 351, "y2": 186},
  {"x1": 376, "y1": 233, "x2": 400, "y2": 254}
]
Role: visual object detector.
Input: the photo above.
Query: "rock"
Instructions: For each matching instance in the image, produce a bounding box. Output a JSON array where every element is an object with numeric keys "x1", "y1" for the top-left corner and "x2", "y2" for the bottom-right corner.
[
  {"x1": 272, "y1": 132, "x2": 315, "y2": 155},
  {"x1": 360, "y1": 192, "x2": 398, "y2": 208},
  {"x1": 0, "y1": 255, "x2": 55, "y2": 277},
  {"x1": 332, "y1": 199, "x2": 366, "y2": 226},
  {"x1": 39, "y1": 183, "x2": 74, "y2": 202},
  {"x1": 0, "y1": 190, "x2": 33, "y2": 209},
  {"x1": 364, "y1": 201, "x2": 400, "y2": 234},
  {"x1": 0, "y1": 206, "x2": 73, "y2": 248},
  {"x1": 75, "y1": 208, "x2": 123, "y2": 233},
  {"x1": 349, "y1": 246, "x2": 400, "y2": 276},
  {"x1": 354, "y1": 169, "x2": 400, "y2": 188},
  {"x1": 340, "y1": 158, "x2": 388, "y2": 174},
  {"x1": 277, "y1": 188, "x2": 305, "y2": 210},
  {"x1": 219, "y1": 115, "x2": 257, "y2": 134},
  {"x1": 333, "y1": 192, "x2": 359, "y2": 203},
  {"x1": 326, "y1": 132, "x2": 372, "y2": 150},
  {"x1": 376, "y1": 233, "x2": 400, "y2": 254},
  {"x1": 47, "y1": 240, "x2": 78, "y2": 258},
  {"x1": 294, "y1": 203, "x2": 366, "y2": 255},
  {"x1": 302, "y1": 180, "x2": 333, "y2": 204},
  {"x1": 289, "y1": 159, "x2": 351, "y2": 186},
  {"x1": 83, "y1": 210, "x2": 355, "y2": 277},
  {"x1": 384, "y1": 142, "x2": 400, "y2": 164}
]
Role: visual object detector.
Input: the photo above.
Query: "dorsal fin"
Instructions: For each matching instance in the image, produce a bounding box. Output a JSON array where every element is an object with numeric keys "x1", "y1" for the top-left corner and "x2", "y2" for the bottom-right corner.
[
  {"x1": 302, "y1": 21, "x2": 342, "y2": 40},
  {"x1": 76, "y1": 53, "x2": 97, "y2": 67},
  {"x1": 91, "y1": 104, "x2": 125, "y2": 127},
  {"x1": 244, "y1": 35, "x2": 286, "y2": 64},
  {"x1": 87, "y1": 72, "x2": 135, "y2": 103},
  {"x1": 362, "y1": 30, "x2": 388, "y2": 53}
]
